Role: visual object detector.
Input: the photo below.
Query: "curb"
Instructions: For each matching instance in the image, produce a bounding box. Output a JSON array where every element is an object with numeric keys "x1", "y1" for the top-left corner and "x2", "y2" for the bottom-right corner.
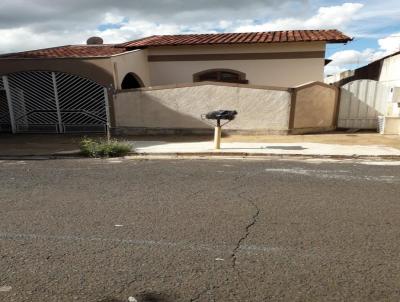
[
  {"x1": 0, "y1": 151, "x2": 82, "y2": 160},
  {"x1": 132, "y1": 152, "x2": 400, "y2": 160},
  {"x1": 1, "y1": 151, "x2": 400, "y2": 161}
]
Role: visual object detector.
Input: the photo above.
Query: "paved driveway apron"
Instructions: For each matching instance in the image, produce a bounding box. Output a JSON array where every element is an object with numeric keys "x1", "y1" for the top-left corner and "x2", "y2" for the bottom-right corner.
[{"x1": 0, "y1": 158, "x2": 400, "y2": 301}]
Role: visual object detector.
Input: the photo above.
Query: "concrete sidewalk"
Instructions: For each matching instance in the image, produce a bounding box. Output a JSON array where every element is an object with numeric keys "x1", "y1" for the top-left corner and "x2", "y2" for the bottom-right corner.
[
  {"x1": 132, "y1": 140, "x2": 400, "y2": 158},
  {"x1": 1, "y1": 132, "x2": 400, "y2": 159}
]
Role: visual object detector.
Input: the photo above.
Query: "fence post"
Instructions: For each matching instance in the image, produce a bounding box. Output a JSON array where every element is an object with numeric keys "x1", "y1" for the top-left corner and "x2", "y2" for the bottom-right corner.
[
  {"x1": 103, "y1": 87, "x2": 111, "y2": 142},
  {"x1": 51, "y1": 72, "x2": 63, "y2": 133},
  {"x1": 288, "y1": 88, "x2": 297, "y2": 133},
  {"x1": 2, "y1": 75, "x2": 16, "y2": 134}
]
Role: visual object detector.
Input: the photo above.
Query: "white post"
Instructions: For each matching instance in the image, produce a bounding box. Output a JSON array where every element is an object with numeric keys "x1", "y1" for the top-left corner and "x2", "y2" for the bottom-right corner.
[
  {"x1": 103, "y1": 87, "x2": 111, "y2": 142},
  {"x1": 2, "y1": 75, "x2": 16, "y2": 133},
  {"x1": 214, "y1": 126, "x2": 221, "y2": 149},
  {"x1": 52, "y1": 72, "x2": 63, "y2": 133}
]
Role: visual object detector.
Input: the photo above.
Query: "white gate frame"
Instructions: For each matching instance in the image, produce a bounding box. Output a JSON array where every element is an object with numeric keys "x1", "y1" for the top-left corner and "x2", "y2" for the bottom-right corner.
[
  {"x1": 2, "y1": 75, "x2": 16, "y2": 133},
  {"x1": 103, "y1": 87, "x2": 111, "y2": 141},
  {"x1": 51, "y1": 72, "x2": 63, "y2": 132}
]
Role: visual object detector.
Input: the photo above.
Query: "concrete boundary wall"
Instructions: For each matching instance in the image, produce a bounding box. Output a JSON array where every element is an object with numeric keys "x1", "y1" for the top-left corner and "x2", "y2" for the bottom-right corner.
[
  {"x1": 290, "y1": 82, "x2": 339, "y2": 134},
  {"x1": 112, "y1": 81, "x2": 339, "y2": 135}
]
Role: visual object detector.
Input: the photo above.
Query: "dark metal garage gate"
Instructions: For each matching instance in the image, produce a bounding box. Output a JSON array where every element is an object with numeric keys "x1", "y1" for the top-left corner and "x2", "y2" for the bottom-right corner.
[{"x1": 1, "y1": 71, "x2": 110, "y2": 133}]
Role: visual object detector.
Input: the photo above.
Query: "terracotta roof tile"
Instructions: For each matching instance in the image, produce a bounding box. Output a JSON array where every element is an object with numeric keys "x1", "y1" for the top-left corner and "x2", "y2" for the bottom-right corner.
[
  {"x1": 118, "y1": 30, "x2": 351, "y2": 49},
  {"x1": 0, "y1": 45, "x2": 127, "y2": 59}
]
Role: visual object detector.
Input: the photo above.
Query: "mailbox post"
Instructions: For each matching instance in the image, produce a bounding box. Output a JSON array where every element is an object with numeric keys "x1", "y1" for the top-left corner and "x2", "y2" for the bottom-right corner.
[
  {"x1": 214, "y1": 119, "x2": 222, "y2": 149},
  {"x1": 203, "y1": 110, "x2": 238, "y2": 150}
]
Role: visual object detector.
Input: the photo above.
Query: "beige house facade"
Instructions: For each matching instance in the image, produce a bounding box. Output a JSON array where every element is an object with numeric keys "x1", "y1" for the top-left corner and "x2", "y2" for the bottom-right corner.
[{"x1": 0, "y1": 30, "x2": 350, "y2": 134}]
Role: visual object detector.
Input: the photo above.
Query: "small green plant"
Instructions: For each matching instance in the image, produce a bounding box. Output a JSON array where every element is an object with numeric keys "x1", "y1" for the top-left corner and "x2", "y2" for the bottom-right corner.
[{"x1": 79, "y1": 137, "x2": 132, "y2": 158}]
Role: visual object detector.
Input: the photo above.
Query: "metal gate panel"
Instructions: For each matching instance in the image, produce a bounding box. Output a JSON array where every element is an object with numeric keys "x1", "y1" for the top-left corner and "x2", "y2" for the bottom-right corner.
[
  {"x1": 4, "y1": 71, "x2": 108, "y2": 133},
  {"x1": 338, "y1": 80, "x2": 391, "y2": 129},
  {"x1": 7, "y1": 71, "x2": 58, "y2": 133},
  {"x1": 55, "y1": 72, "x2": 107, "y2": 133},
  {"x1": 0, "y1": 77, "x2": 11, "y2": 132}
]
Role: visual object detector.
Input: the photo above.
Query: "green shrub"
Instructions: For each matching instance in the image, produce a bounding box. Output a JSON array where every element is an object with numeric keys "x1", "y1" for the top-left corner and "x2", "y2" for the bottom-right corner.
[{"x1": 79, "y1": 137, "x2": 132, "y2": 158}]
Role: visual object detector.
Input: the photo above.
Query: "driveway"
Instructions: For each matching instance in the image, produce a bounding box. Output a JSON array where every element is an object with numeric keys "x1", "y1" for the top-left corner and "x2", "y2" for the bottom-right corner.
[{"x1": 1, "y1": 158, "x2": 400, "y2": 301}]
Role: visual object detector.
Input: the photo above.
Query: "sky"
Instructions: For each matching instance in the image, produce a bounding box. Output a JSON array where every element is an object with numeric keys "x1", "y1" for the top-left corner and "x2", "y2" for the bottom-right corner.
[{"x1": 0, "y1": 0, "x2": 399, "y2": 75}]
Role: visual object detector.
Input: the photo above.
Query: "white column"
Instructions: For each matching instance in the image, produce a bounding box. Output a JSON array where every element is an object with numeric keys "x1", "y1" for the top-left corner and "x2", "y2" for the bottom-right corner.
[
  {"x1": 51, "y1": 72, "x2": 63, "y2": 133},
  {"x1": 2, "y1": 75, "x2": 16, "y2": 133},
  {"x1": 103, "y1": 87, "x2": 111, "y2": 141}
]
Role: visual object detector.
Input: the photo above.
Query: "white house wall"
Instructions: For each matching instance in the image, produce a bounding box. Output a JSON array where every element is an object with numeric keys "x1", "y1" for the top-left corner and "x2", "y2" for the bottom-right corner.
[
  {"x1": 148, "y1": 42, "x2": 326, "y2": 87},
  {"x1": 379, "y1": 53, "x2": 400, "y2": 88}
]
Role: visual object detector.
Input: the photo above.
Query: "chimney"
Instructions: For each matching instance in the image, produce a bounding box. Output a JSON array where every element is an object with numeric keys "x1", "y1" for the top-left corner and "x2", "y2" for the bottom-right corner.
[{"x1": 86, "y1": 36, "x2": 104, "y2": 45}]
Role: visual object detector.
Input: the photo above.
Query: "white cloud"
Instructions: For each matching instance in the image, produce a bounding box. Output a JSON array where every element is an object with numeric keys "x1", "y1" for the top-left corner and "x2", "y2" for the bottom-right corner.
[
  {"x1": 0, "y1": 27, "x2": 83, "y2": 51},
  {"x1": 0, "y1": 0, "x2": 398, "y2": 64},
  {"x1": 326, "y1": 32, "x2": 400, "y2": 75},
  {"x1": 378, "y1": 33, "x2": 400, "y2": 53},
  {"x1": 305, "y1": 3, "x2": 364, "y2": 28},
  {"x1": 234, "y1": 3, "x2": 364, "y2": 32},
  {"x1": 99, "y1": 20, "x2": 182, "y2": 43},
  {"x1": 103, "y1": 13, "x2": 126, "y2": 25},
  {"x1": 329, "y1": 49, "x2": 376, "y2": 65},
  {"x1": 324, "y1": 64, "x2": 347, "y2": 76},
  {"x1": 0, "y1": 0, "x2": 304, "y2": 53}
]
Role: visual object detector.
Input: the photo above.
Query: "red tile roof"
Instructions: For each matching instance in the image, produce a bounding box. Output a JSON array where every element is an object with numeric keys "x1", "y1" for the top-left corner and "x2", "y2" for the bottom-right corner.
[
  {"x1": 0, "y1": 30, "x2": 351, "y2": 59},
  {"x1": 0, "y1": 45, "x2": 127, "y2": 59},
  {"x1": 120, "y1": 30, "x2": 351, "y2": 48}
]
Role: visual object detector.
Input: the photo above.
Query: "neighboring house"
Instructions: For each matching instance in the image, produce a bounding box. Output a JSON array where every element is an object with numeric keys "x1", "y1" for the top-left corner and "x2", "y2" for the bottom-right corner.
[
  {"x1": 325, "y1": 50, "x2": 400, "y2": 88},
  {"x1": 325, "y1": 51, "x2": 400, "y2": 133},
  {"x1": 0, "y1": 30, "x2": 350, "y2": 134}
]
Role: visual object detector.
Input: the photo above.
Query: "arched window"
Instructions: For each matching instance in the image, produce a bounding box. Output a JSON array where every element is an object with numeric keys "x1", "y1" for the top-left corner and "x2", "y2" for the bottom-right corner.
[
  {"x1": 121, "y1": 73, "x2": 144, "y2": 89},
  {"x1": 193, "y1": 69, "x2": 248, "y2": 84}
]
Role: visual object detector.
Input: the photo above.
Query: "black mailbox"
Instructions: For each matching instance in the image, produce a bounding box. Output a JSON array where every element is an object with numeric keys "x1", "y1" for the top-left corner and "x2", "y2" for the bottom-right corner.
[
  {"x1": 205, "y1": 110, "x2": 238, "y2": 121},
  {"x1": 202, "y1": 110, "x2": 238, "y2": 149}
]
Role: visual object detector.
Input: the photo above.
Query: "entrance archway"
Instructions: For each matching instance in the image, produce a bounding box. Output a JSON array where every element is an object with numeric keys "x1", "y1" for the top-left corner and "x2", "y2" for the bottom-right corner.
[{"x1": 121, "y1": 73, "x2": 144, "y2": 89}]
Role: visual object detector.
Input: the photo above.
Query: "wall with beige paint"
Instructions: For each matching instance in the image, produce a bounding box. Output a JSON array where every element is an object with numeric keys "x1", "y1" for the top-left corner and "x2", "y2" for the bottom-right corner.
[
  {"x1": 291, "y1": 82, "x2": 338, "y2": 133},
  {"x1": 111, "y1": 49, "x2": 150, "y2": 88},
  {"x1": 148, "y1": 42, "x2": 326, "y2": 87},
  {"x1": 149, "y1": 59, "x2": 324, "y2": 88},
  {"x1": 113, "y1": 83, "x2": 292, "y2": 134}
]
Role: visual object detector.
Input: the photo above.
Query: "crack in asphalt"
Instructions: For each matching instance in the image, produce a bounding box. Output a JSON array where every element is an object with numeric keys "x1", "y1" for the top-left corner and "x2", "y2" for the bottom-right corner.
[
  {"x1": 230, "y1": 192, "x2": 260, "y2": 268},
  {"x1": 230, "y1": 191, "x2": 261, "y2": 296},
  {"x1": 190, "y1": 170, "x2": 263, "y2": 301}
]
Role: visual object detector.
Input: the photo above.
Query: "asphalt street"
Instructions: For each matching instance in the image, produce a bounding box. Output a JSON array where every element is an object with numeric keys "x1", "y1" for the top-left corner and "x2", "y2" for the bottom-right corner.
[{"x1": 0, "y1": 158, "x2": 400, "y2": 302}]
